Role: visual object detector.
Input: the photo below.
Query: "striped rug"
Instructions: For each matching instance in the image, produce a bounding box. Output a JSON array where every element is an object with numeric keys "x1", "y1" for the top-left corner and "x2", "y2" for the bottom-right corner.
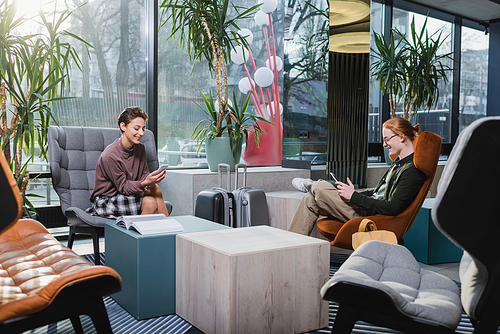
[{"x1": 26, "y1": 253, "x2": 484, "y2": 334}]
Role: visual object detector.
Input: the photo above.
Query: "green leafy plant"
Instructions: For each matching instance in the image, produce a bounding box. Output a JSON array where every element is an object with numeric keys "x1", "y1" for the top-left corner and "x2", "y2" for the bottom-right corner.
[
  {"x1": 192, "y1": 89, "x2": 272, "y2": 158},
  {"x1": 371, "y1": 15, "x2": 454, "y2": 120},
  {"x1": 0, "y1": 0, "x2": 91, "y2": 216},
  {"x1": 160, "y1": 0, "x2": 266, "y2": 160}
]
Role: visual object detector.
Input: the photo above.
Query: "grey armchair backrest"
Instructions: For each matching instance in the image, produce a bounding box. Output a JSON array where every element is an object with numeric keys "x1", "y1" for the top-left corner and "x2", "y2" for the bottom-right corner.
[
  {"x1": 48, "y1": 126, "x2": 159, "y2": 216},
  {"x1": 432, "y1": 116, "x2": 500, "y2": 321}
]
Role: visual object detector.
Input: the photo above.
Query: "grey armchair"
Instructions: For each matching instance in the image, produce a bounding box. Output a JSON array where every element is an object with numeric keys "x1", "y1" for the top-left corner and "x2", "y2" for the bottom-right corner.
[
  {"x1": 48, "y1": 126, "x2": 172, "y2": 265},
  {"x1": 321, "y1": 116, "x2": 500, "y2": 333}
]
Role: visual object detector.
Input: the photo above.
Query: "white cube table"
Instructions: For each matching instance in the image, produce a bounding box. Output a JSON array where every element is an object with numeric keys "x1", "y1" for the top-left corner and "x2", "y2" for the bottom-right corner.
[{"x1": 176, "y1": 225, "x2": 330, "y2": 334}]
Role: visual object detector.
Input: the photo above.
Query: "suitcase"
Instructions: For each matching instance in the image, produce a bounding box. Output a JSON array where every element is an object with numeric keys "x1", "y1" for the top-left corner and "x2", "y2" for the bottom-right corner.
[
  {"x1": 194, "y1": 163, "x2": 234, "y2": 226},
  {"x1": 232, "y1": 163, "x2": 269, "y2": 228}
]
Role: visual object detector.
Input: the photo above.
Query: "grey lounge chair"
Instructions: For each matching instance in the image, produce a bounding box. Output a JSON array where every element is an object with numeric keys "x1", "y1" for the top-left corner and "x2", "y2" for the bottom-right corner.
[
  {"x1": 48, "y1": 126, "x2": 172, "y2": 265},
  {"x1": 321, "y1": 116, "x2": 500, "y2": 333}
]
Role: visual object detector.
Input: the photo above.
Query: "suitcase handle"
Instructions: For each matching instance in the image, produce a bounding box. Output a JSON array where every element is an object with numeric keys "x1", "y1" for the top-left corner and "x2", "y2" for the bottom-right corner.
[
  {"x1": 235, "y1": 163, "x2": 247, "y2": 190},
  {"x1": 218, "y1": 163, "x2": 231, "y2": 191}
]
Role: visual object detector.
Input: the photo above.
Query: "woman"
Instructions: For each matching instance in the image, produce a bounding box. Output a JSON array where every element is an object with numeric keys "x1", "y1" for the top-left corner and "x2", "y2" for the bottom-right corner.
[
  {"x1": 288, "y1": 117, "x2": 425, "y2": 236},
  {"x1": 87, "y1": 106, "x2": 169, "y2": 218}
]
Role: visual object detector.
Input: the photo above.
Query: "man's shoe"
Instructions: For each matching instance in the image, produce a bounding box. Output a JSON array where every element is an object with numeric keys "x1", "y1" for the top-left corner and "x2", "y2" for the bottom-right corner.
[{"x1": 292, "y1": 178, "x2": 307, "y2": 193}]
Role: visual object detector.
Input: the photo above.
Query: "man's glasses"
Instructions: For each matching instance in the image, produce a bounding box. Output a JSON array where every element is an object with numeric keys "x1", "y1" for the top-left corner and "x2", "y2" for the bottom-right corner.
[{"x1": 383, "y1": 134, "x2": 398, "y2": 144}]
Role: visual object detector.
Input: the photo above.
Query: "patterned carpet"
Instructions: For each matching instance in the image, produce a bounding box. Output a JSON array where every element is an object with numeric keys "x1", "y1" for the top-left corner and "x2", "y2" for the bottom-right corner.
[{"x1": 25, "y1": 253, "x2": 486, "y2": 334}]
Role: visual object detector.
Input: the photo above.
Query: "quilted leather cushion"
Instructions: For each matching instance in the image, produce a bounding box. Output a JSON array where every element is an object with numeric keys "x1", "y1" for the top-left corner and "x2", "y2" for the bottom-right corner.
[
  {"x1": 0, "y1": 219, "x2": 121, "y2": 323},
  {"x1": 321, "y1": 240, "x2": 462, "y2": 329}
]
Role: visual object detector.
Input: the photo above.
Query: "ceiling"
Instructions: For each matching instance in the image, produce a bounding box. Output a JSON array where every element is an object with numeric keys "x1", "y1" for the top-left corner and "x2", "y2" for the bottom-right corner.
[{"x1": 404, "y1": 0, "x2": 500, "y2": 23}]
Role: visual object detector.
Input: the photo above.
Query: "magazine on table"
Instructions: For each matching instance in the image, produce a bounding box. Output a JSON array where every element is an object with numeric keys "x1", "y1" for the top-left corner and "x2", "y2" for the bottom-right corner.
[{"x1": 116, "y1": 214, "x2": 184, "y2": 235}]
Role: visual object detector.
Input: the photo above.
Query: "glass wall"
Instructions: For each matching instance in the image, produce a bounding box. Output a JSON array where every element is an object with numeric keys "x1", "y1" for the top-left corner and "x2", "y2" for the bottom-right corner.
[
  {"x1": 369, "y1": 1, "x2": 489, "y2": 151},
  {"x1": 460, "y1": 26, "x2": 489, "y2": 131},
  {"x1": 54, "y1": 0, "x2": 147, "y2": 127},
  {"x1": 157, "y1": 0, "x2": 286, "y2": 167},
  {"x1": 15, "y1": 0, "x2": 148, "y2": 206},
  {"x1": 282, "y1": 0, "x2": 329, "y2": 164},
  {"x1": 368, "y1": 1, "x2": 384, "y2": 144},
  {"x1": 392, "y1": 8, "x2": 454, "y2": 142}
]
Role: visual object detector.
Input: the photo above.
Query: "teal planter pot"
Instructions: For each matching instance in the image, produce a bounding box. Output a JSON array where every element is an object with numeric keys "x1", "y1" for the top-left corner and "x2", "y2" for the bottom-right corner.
[{"x1": 206, "y1": 137, "x2": 241, "y2": 172}]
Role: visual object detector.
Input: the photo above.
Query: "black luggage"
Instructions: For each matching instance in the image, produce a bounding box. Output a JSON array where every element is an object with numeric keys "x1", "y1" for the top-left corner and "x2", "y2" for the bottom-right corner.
[
  {"x1": 232, "y1": 163, "x2": 269, "y2": 228},
  {"x1": 194, "y1": 163, "x2": 234, "y2": 226}
]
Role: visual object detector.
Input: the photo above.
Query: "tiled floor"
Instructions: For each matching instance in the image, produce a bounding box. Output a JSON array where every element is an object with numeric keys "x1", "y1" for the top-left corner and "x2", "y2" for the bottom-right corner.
[{"x1": 60, "y1": 232, "x2": 460, "y2": 283}]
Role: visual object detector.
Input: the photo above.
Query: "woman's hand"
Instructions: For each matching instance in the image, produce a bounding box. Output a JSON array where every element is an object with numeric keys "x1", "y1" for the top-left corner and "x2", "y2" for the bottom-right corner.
[
  {"x1": 336, "y1": 177, "x2": 355, "y2": 201},
  {"x1": 142, "y1": 169, "x2": 166, "y2": 189}
]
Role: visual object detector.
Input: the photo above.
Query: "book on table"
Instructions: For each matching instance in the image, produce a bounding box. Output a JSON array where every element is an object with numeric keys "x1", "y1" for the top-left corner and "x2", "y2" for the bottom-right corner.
[{"x1": 116, "y1": 214, "x2": 184, "y2": 235}]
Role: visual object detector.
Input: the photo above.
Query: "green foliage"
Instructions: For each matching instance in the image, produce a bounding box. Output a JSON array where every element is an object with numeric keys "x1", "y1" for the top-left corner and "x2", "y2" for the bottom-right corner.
[
  {"x1": 371, "y1": 15, "x2": 454, "y2": 120},
  {"x1": 192, "y1": 89, "x2": 272, "y2": 159},
  {"x1": 159, "y1": 0, "x2": 260, "y2": 75},
  {"x1": 0, "y1": 0, "x2": 91, "y2": 212},
  {"x1": 227, "y1": 89, "x2": 272, "y2": 158},
  {"x1": 192, "y1": 91, "x2": 221, "y2": 147},
  {"x1": 160, "y1": 0, "x2": 269, "y2": 158}
]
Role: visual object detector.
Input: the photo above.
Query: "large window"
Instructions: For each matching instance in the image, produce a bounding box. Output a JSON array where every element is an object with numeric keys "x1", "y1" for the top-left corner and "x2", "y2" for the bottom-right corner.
[
  {"x1": 392, "y1": 9, "x2": 454, "y2": 142},
  {"x1": 369, "y1": 1, "x2": 489, "y2": 157},
  {"x1": 54, "y1": 0, "x2": 147, "y2": 127},
  {"x1": 157, "y1": 1, "x2": 286, "y2": 168},
  {"x1": 19, "y1": 0, "x2": 148, "y2": 206},
  {"x1": 460, "y1": 26, "x2": 489, "y2": 131},
  {"x1": 282, "y1": 0, "x2": 329, "y2": 163},
  {"x1": 368, "y1": 1, "x2": 384, "y2": 144}
]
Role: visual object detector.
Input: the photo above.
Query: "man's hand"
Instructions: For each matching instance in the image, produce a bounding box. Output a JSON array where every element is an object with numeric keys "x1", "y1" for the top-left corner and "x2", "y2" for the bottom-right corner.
[{"x1": 336, "y1": 177, "x2": 355, "y2": 201}]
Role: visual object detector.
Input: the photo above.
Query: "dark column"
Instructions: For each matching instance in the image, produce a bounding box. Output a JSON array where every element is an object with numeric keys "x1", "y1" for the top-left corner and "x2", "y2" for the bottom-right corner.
[
  {"x1": 327, "y1": 52, "x2": 369, "y2": 188},
  {"x1": 146, "y1": 0, "x2": 159, "y2": 148},
  {"x1": 487, "y1": 19, "x2": 500, "y2": 117}
]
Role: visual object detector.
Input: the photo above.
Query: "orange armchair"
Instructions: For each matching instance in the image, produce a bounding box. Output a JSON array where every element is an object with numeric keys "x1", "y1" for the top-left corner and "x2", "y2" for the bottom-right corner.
[
  {"x1": 0, "y1": 152, "x2": 121, "y2": 333},
  {"x1": 316, "y1": 131, "x2": 442, "y2": 249}
]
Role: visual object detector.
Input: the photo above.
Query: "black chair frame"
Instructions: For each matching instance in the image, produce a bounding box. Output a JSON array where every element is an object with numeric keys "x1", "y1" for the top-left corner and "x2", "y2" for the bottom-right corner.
[{"x1": 0, "y1": 275, "x2": 121, "y2": 334}]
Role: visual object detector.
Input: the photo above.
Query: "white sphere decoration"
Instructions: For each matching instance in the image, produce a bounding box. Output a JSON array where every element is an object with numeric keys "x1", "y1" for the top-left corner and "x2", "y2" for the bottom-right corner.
[
  {"x1": 258, "y1": 0, "x2": 277, "y2": 13},
  {"x1": 231, "y1": 45, "x2": 248, "y2": 65},
  {"x1": 266, "y1": 56, "x2": 283, "y2": 71},
  {"x1": 215, "y1": 99, "x2": 233, "y2": 112},
  {"x1": 238, "y1": 77, "x2": 254, "y2": 94},
  {"x1": 254, "y1": 67, "x2": 274, "y2": 87},
  {"x1": 267, "y1": 102, "x2": 283, "y2": 115},
  {"x1": 238, "y1": 28, "x2": 253, "y2": 45},
  {"x1": 254, "y1": 10, "x2": 269, "y2": 26}
]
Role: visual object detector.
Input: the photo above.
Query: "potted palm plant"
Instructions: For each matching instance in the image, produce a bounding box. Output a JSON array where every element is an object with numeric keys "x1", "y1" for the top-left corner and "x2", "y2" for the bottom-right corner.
[
  {"x1": 159, "y1": 0, "x2": 271, "y2": 171},
  {"x1": 371, "y1": 16, "x2": 454, "y2": 164},
  {"x1": 371, "y1": 16, "x2": 454, "y2": 121},
  {"x1": 0, "y1": 1, "x2": 91, "y2": 216}
]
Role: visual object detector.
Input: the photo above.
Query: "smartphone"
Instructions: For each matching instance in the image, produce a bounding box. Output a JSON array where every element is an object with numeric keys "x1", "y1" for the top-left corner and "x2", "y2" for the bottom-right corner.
[
  {"x1": 155, "y1": 164, "x2": 169, "y2": 173},
  {"x1": 330, "y1": 172, "x2": 339, "y2": 183}
]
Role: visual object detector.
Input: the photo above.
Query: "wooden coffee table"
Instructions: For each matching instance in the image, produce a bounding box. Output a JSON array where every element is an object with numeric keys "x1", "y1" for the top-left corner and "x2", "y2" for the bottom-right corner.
[{"x1": 176, "y1": 225, "x2": 330, "y2": 334}]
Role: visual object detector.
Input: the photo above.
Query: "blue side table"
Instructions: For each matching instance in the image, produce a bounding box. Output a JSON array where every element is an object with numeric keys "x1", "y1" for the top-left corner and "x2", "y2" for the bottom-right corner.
[
  {"x1": 404, "y1": 199, "x2": 463, "y2": 264},
  {"x1": 105, "y1": 215, "x2": 231, "y2": 320}
]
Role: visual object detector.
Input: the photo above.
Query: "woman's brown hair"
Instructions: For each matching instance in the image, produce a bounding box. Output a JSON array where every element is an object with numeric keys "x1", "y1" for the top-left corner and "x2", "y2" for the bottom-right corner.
[
  {"x1": 383, "y1": 117, "x2": 420, "y2": 142},
  {"x1": 118, "y1": 106, "x2": 148, "y2": 132}
]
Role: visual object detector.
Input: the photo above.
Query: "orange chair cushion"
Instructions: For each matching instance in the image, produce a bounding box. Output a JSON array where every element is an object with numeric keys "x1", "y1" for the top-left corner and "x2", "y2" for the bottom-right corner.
[
  {"x1": 0, "y1": 219, "x2": 121, "y2": 323},
  {"x1": 318, "y1": 131, "x2": 442, "y2": 249},
  {"x1": 413, "y1": 132, "x2": 442, "y2": 177},
  {"x1": 316, "y1": 217, "x2": 345, "y2": 240}
]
